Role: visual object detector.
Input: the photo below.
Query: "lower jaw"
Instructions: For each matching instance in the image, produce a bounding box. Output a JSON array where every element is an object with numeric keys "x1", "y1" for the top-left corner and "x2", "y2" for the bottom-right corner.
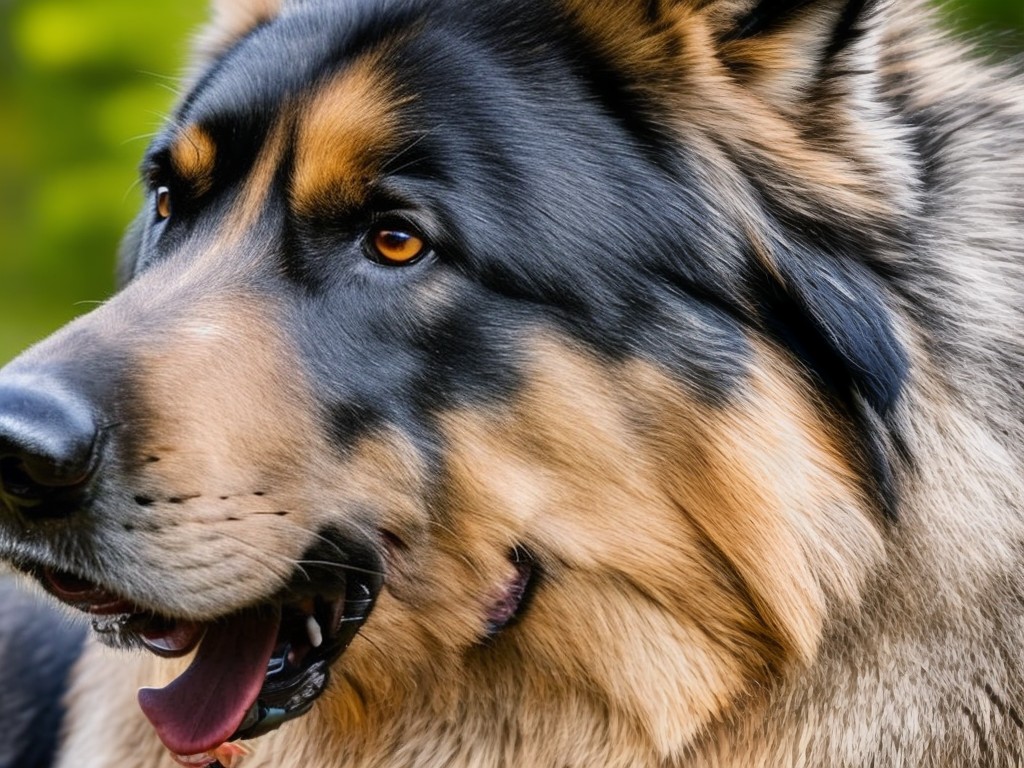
[
  {"x1": 149, "y1": 575, "x2": 382, "y2": 754},
  {"x1": 39, "y1": 545, "x2": 537, "y2": 760},
  {"x1": 38, "y1": 563, "x2": 383, "y2": 753}
]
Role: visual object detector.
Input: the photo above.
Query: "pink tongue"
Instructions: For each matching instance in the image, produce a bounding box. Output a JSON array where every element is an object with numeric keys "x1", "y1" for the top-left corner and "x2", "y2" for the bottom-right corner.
[{"x1": 137, "y1": 608, "x2": 281, "y2": 756}]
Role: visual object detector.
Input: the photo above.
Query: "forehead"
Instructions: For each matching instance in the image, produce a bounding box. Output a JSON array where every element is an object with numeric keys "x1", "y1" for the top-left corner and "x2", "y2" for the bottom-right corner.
[
  {"x1": 156, "y1": 2, "x2": 435, "y2": 217},
  {"x1": 182, "y1": 1, "x2": 423, "y2": 122}
]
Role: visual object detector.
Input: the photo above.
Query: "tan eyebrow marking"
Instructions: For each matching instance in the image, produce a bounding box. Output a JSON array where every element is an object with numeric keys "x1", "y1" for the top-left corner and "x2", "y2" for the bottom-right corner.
[
  {"x1": 291, "y1": 55, "x2": 410, "y2": 216},
  {"x1": 170, "y1": 124, "x2": 218, "y2": 196}
]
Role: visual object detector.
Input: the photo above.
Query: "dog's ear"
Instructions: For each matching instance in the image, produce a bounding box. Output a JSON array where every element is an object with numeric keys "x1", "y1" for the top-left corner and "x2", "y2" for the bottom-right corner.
[
  {"x1": 566, "y1": 0, "x2": 879, "y2": 109},
  {"x1": 191, "y1": 0, "x2": 283, "y2": 64},
  {"x1": 714, "y1": 0, "x2": 879, "y2": 102},
  {"x1": 210, "y1": 0, "x2": 283, "y2": 37},
  {"x1": 720, "y1": 0, "x2": 873, "y2": 47},
  {"x1": 648, "y1": 0, "x2": 878, "y2": 56}
]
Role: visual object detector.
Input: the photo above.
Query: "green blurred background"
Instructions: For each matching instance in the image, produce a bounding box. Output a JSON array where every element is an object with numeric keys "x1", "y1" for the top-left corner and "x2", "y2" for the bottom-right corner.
[{"x1": 0, "y1": 0, "x2": 1022, "y2": 365}]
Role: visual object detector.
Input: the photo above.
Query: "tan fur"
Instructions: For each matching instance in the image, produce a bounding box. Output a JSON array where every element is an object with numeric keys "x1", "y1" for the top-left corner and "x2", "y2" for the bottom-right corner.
[
  {"x1": 56, "y1": 333, "x2": 888, "y2": 767},
  {"x1": 66, "y1": 289, "x2": 329, "y2": 620},
  {"x1": 43, "y1": 0, "x2": 1024, "y2": 766},
  {"x1": 291, "y1": 57, "x2": 410, "y2": 215},
  {"x1": 170, "y1": 124, "x2": 218, "y2": 197},
  {"x1": 429, "y1": 337, "x2": 884, "y2": 757}
]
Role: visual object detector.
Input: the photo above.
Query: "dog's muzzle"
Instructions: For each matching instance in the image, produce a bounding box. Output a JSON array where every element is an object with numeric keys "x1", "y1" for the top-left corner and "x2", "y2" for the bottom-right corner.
[{"x1": 0, "y1": 366, "x2": 385, "y2": 761}]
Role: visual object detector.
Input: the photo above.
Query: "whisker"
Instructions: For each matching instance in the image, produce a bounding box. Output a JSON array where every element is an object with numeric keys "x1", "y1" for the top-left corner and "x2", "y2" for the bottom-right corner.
[
  {"x1": 120, "y1": 131, "x2": 163, "y2": 148},
  {"x1": 273, "y1": 516, "x2": 384, "y2": 568},
  {"x1": 200, "y1": 526, "x2": 306, "y2": 584},
  {"x1": 295, "y1": 559, "x2": 386, "y2": 579},
  {"x1": 135, "y1": 69, "x2": 182, "y2": 85},
  {"x1": 383, "y1": 129, "x2": 437, "y2": 175}
]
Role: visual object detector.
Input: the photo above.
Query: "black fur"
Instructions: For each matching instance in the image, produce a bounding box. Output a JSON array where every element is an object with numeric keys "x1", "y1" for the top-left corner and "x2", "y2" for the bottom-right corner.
[
  {"x1": 0, "y1": 581, "x2": 86, "y2": 768},
  {"x1": 115, "y1": 0, "x2": 909, "y2": 493},
  {"x1": 5, "y1": 0, "x2": 1023, "y2": 764}
]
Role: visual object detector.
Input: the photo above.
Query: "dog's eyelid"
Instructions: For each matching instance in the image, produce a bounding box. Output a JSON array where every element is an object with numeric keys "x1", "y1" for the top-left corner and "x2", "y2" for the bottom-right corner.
[
  {"x1": 369, "y1": 199, "x2": 445, "y2": 241},
  {"x1": 368, "y1": 208, "x2": 427, "y2": 232},
  {"x1": 141, "y1": 149, "x2": 172, "y2": 189}
]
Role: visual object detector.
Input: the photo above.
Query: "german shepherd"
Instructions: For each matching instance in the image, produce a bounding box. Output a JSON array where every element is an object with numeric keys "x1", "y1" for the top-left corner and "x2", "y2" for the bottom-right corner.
[{"x1": 1, "y1": 0, "x2": 1023, "y2": 765}]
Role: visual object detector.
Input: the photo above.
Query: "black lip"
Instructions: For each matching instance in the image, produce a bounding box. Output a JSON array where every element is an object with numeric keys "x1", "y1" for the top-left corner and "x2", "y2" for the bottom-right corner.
[
  {"x1": 20, "y1": 528, "x2": 387, "y2": 745},
  {"x1": 231, "y1": 570, "x2": 382, "y2": 742},
  {"x1": 483, "y1": 546, "x2": 540, "y2": 640}
]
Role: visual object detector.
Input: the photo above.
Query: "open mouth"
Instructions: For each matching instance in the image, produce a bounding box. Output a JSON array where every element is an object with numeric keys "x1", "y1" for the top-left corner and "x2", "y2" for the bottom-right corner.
[
  {"x1": 31, "y1": 543, "x2": 534, "y2": 764},
  {"x1": 39, "y1": 565, "x2": 382, "y2": 761}
]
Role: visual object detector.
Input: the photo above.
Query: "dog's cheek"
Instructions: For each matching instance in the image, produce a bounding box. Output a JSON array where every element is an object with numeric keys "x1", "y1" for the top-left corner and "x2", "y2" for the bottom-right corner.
[
  {"x1": 438, "y1": 407, "x2": 759, "y2": 753},
  {"x1": 430, "y1": 333, "x2": 884, "y2": 752}
]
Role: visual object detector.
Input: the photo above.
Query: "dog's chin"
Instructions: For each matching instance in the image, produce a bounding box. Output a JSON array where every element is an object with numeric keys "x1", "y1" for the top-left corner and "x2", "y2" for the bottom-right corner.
[{"x1": 37, "y1": 565, "x2": 382, "y2": 758}]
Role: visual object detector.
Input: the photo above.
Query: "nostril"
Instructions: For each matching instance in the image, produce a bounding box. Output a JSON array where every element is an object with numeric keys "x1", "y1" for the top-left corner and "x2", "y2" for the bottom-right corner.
[
  {"x1": 0, "y1": 456, "x2": 44, "y2": 501},
  {"x1": 0, "y1": 378, "x2": 101, "y2": 516}
]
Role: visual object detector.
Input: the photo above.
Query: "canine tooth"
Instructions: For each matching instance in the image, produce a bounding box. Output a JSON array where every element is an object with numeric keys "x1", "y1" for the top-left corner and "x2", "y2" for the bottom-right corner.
[{"x1": 306, "y1": 615, "x2": 323, "y2": 648}]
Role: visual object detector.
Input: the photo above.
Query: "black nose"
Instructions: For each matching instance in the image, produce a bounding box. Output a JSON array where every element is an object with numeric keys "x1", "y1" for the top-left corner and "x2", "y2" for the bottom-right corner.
[{"x1": 0, "y1": 378, "x2": 98, "y2": 518}]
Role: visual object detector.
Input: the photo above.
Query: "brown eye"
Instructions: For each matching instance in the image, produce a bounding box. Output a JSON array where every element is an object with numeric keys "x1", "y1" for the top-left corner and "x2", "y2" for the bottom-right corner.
[
  {"x1": 367, "y1": 227, "x2": 427, "y2": 266},
  {"x1": 155, "y1": 186, "x2": 172, "y2": 220}
]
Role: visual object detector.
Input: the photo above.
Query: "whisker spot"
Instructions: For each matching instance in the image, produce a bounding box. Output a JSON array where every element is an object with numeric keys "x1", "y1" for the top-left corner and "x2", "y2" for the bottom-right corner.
[{"x1": 168, "y1": 494, "x2": 201, "y2": 504}]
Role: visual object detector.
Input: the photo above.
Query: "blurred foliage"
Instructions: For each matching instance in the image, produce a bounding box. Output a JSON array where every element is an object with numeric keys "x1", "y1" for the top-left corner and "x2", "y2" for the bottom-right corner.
[
  {"x1": 950, "y1": 0, "x2": 1024, "y2": 48},
  {"x1": 0, "y1": 0, "x2": 206, "y2": 362},
  {"x1": 0, "y1": 0, "x2": 1022, "y2": 364}
]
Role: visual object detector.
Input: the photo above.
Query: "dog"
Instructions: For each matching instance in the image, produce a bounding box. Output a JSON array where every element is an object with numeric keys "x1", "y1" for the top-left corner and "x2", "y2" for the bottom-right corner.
[{"x1": 1, "y1": 0, "x2": 1023, "y2": 765}]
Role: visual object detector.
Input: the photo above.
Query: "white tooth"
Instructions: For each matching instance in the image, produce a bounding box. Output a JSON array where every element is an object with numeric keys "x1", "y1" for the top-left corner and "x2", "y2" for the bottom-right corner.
[{"x1": 306, "y1": 615, "x2": 323, "y2": 648}]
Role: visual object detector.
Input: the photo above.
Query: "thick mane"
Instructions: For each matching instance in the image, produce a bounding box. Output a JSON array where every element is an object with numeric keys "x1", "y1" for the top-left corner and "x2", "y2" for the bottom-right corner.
[{"x1": 1, "y1": 1, "x2": 1023, "y2": 767}]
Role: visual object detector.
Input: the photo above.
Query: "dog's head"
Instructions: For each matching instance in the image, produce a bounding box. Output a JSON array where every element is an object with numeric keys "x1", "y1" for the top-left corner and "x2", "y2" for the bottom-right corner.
[{"x1": 0, "y1": 0, "x2": 909, "y2": 761}]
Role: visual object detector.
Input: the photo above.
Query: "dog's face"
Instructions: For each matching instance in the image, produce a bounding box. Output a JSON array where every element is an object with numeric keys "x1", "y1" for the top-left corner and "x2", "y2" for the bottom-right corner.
[{"x1": 0, "y1": 0, "x2": 908, "y2": 761}]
